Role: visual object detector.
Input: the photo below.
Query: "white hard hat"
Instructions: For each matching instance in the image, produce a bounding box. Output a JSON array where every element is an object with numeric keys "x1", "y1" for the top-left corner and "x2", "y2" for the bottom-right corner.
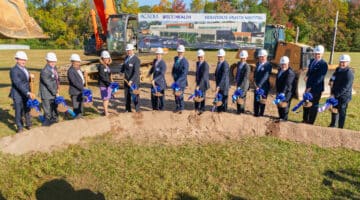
[
  {"x1": 15, "y1": 51, "x2": 28, "y2": 60},
  {"x1": 70, "y1": 53, "x2": 81, "y2": 62},
  {"x1": 258, "y1": 49, "x2": 268, "y2": 57},
  {"x1": 101, "y1": 50, "x2": 111, "y2": 58},
  {"x1": 197, "y1": 49, "x2": 205, "y2": 57},
  {"x1": 339, "y1": 54, "x2": 351, "y2": 62},
  {"x1": 177, "y1": 45, "x2": 185, "y2": 52},
  {"x1": 239, "y1": 50, "x2": 248, "y2": 58},
  {"x1": 45, "y1": 52, "x2": 57, "y2": 62},
  {"x1": 280, "y1": 56, "x2": 290, "y2": 64},
  {"x1": 155, "y1": 47, "x2": 164, "y2": 54},
  {"x1": 217, "y1": 49, "x2": 226, "y2": 57},
  {"x1": 125, "y1": 43, "x2": 135, "y2": 51},
  {"x1": 314, "y1": 45, "x2": 325, "y2": 54}
]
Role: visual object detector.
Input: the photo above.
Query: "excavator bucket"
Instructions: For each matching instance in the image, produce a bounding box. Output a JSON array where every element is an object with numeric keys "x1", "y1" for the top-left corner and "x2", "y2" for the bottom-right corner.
[{"x1": 0, "y1": 0, "x2": 47, "y2": 39}]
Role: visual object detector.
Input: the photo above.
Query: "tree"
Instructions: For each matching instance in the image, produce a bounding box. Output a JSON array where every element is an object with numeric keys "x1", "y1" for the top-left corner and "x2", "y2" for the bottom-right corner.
[
  {"x1": 139, "y1": 5, "x2": 152, "y2": 13},
  {"x1": 216, "y1": 0, "x2": 235, "y2": 13},
  {"x1": 152, "y1": 0, "x2": 172, "y2": 13},
  {"x1": 204, "y1": 0, "x2": 217, "y2": 13},
  {"x1": 172, "y1": 0, "x2": 186, "y2": 13},
  {"x1": 191, "y1": 0, "x2": 205, "y2": 13},
  {"x1": 117, "y1": 0, "x2": 140, "y2": 14}
]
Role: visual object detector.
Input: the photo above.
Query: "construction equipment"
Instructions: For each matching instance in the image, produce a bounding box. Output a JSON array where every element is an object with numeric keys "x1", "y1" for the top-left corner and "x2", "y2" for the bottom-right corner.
[
  {"x1": 58, "y1": 0, "x2": 153, "y2": 87},
  {"x1": 0, "y1": 0, "x2": 47, "y2": 39},
  {"x1": 230, "y1": 24, "x2": 338, "y2": 99}
]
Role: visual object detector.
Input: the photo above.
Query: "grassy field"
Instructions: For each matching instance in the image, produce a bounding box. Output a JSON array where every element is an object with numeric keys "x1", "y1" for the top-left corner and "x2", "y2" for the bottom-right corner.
[
  {"x1": 0, "y1": 50, "x2": 359, "y2": 199},
  {"x1": 1, "y1": 135, "x2": 360, "y2": 199}
]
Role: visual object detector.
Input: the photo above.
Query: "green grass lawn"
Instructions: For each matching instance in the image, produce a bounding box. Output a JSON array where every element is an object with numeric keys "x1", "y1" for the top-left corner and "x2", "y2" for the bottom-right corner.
[{"x1": 0, "y1": 136, "x2": 360, "y2": 199}]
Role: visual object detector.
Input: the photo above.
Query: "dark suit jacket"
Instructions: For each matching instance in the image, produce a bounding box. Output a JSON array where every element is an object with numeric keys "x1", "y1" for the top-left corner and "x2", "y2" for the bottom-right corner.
[
  {"x1": 149, "y1": 59, "x2": 167, "y2": 90},
  {"x1": 67, "y1": 66, "x2": 84, "y2": 96},
  {"x1": 97, "y1": 64, "x2": 111, "y2": 87},
  {"x1": 254, "y1": 61, "x2": 272, "y2": 93},
  {"x1": 276, "y1": 67, "x2": 296, "y2": 102},
  {"x1": 9, "y1": 64, "x2": 31, "y2": 101},
  {"x1": 331, "y1": 66, "x2": 354, "y2": 103},
  {"x1": 215, "y1": 60, "x2": 230, "y2": 95},
  {"x1": 234, "y1": 61, "x2": 250, "y2": 92},
  {"x1": 306, "y1": 58, "x2": 328, "y2": 94},
  {"x1": 121, "y1": 55, "x2": 141, "y2": 86},
  {"x1": 195, "y1": 61, "x2": 210, "y2": 92},
  {"x1": 172, "y1": 56, "x2": 189, "y2": 89},
  {"x1": 39, "y1": 65, "x2": 59, "y2": 100}
]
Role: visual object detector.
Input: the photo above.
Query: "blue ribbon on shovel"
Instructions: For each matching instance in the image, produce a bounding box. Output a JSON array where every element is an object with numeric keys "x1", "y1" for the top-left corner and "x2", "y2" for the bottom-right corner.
[
  {"x1": 273, "y1": 93, "x2": 286, "y2": 105},
  {"x1": 110, "y1": 82, "x2": 120, "y2": 98},
  {"x1": 188, "y1": 89, "x2": 203, "y2": 101},
  {"x1": 26, "y1": 99, "x2": 45, "y2": 122},
  {"x1": 318, "y1": 97, "x2": 338, "y2": 112},
  {"x1": 232, "y1": 88, "x2": 244, "y2": 103},
  {"x1": 82, "y1": 89, "x2": 93, "y2": 103},
  {"x1": 212, "y1": 93, "x2": 223, "y2": 112},
  {"x1": 255, "y1": 88, "x2": 266, "y2": 102},
  {"x1": 292, "y1": 92, "x2": 313, "y2": 112},
  {"x1": 55, "y1": 96, "x2": 76, "y2": 118}
]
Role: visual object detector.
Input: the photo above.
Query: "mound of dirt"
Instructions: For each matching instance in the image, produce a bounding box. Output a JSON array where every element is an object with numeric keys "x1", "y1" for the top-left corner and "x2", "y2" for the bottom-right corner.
[{"x1": 1, "y1": 111, "x2": 360, "y2": 155}]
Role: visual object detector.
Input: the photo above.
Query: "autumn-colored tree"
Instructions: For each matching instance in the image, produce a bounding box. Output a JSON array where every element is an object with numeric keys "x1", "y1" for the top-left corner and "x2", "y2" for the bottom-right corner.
[
  {"x1": 216, "y1": 0, "x2": 235, "y2": 13},
  {"x1": 191, "y1": 0, "x2": 205, "y2": 13},
  {"x1": 116, "y1": 0, "x2": 140, "y2": 14},
  {"x1": 172, "y1": 0, "x2": 186, "y2": 13},
  {"x1": 152, "y1": 0, "x2": 172, "y2": 13}
]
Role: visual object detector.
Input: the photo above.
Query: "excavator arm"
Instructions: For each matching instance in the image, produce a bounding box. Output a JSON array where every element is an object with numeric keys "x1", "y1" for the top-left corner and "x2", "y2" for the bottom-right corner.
[{"x1": 0, "y1": 0, "x2": 47, "y2": 39}]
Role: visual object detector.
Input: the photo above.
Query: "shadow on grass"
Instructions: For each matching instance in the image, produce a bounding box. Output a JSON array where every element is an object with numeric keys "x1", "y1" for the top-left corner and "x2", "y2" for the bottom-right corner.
[
  {"x1": 0, "y1": 191, "x2": 5, "y2": 200},
  {"x1": 174, "y1": 192, "x2": 198, "y2": 200},
  {"x1": 0, "y1": 107, "x2": 16, "y2": 132},
  {"x1": 36, "y1": 179, "x2": 105, "y2": 200},
  {"x1": 323, "y1": 169, "x2": 360, "y2": 199}
]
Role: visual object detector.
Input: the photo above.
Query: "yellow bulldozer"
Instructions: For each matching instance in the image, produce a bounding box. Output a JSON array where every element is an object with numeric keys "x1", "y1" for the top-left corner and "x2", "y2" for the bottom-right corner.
[{"x1": 231, "y1": 24, "x2": 338, "y2": 99}]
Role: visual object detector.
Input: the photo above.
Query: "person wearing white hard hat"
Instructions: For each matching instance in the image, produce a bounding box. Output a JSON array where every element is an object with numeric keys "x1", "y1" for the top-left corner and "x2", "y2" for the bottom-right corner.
[
  {"x1": 328, "y1": 54, "x2": 354, "y2": 128},
  {"x1": 172, "y1": 44, "x2": 189, "y2": 114},
  {"x1": 194, "y1": 49, "x2": 209, "y2": 115},
  {"x1": 148, "y1": 47, "x2": 167, "y2": 110},
  {"x1": 275, "y1": 56, "x2": 296, "y2": 120},
  {"x1": 234, "y1": 50, "x2": 250, "y2": 114},
  {"x1": 39, "y1": 52, "x2": 60, "y2": 126},
  {"x1": 214, "y1": 48, "x2": 230, "y2": 112},
  {"x1": 97, "y1": 51, "x2": 113, "y2": 116},
  {"x1": 253, "y1": 49, "x2": 272, "y2": 117},
  {"x1": 121, "y1": 43, "x2": 141, "y2": 112},
  {"x1": 9, "y1": 51, "x2": 35, "y2": 133},
  {"x1": 67, "y1": 53, "x2": 85, "y2": 118},
  {"x1": 303, "y1": 44, "x2": 328, "y2": 124}
]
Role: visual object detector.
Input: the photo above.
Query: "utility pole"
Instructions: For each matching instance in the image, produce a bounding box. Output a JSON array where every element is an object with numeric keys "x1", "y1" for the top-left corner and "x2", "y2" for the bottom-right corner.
[{"x1": 329, "y1": 10, "x2": 339, "y2": 65}]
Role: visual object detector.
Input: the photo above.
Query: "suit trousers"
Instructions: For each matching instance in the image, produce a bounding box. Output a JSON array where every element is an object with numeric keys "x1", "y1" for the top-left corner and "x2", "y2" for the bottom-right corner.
[
  {"x1": 42, "y1": 98, "x2": 58, "y2": 124},
  {"x1": 236, "y1": 94, "x2": 247, "y2": 114},
  {"x1": 13, "y1": 98, "x2": 31, "y2": 129},
  {"x1": 253, "y1": 92, "x2": 267, "y2": 117},
  {"x1": 151, "y1": 89, "x2": 165, "y2": 110},
  {"x1": 71, "y1": 94, "x2": 83, "y2": 116},
  {"x1": 303, "y1": 93, "x2": 321, "y2": 124},
  {"x1": 330, "y1": 99, "x2": 348, "y2": 129},
  {"x1": 124, "y1": 86, "x2": 140, "y2": 112},
  {"x1": 194, "y1": 92, "x2": 206, "y2": 112},
  {"x1": 175, "y1": 90, "x2": 184, "y2": 111},
  {"x1": 277, "y1": 100, "x2": 292, "y2": 120},
  {"x1": 217, "y1": 92, "x2": 228, "y2": 112}
]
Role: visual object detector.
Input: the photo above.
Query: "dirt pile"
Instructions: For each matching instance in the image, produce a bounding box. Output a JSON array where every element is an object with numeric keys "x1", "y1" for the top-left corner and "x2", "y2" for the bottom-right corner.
[{"x1": 0, "y1": 111, "x2": 359, "y2": 155}]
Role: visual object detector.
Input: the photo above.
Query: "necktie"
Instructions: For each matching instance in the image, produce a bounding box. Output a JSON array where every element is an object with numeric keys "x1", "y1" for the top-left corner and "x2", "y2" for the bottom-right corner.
[
  {"x1": 236, "y1": 62, "x2": 244, "y2": 82},
  {"x1": 257, "y1": 63, "x2": 264, "y2": 72},
  {"x1": 52, "y1": 68, "x2": 59, "y2": 86},
  {"x1": 310, "y1": 59, "x2": 318, "y2": 70}
]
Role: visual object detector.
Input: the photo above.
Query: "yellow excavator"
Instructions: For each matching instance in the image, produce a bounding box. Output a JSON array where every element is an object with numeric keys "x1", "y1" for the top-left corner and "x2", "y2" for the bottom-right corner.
[{"x1": 0, "y1": 0, "x2": 47, "y2": 39}]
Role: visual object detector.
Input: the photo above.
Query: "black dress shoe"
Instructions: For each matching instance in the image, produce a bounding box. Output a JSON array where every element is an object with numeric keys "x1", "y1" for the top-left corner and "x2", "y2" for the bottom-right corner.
[
  {"x1": 17, "y1": 128, "x2": 24, "y2": 133},
  {"x1": 25, "y1": 126, "x2": 31, "y2": 130}
]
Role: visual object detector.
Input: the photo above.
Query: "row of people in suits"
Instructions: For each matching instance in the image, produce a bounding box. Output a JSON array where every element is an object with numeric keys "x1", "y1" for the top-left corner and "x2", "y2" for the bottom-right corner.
[{"x1": 9, "y1": 51, "x2": 84, "y2": 132}]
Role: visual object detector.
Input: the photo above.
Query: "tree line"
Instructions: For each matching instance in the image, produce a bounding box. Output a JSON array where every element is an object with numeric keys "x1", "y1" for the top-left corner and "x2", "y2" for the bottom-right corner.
[{"x1": 2, "y1": 0, "x2": 359, "y2": 51}]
